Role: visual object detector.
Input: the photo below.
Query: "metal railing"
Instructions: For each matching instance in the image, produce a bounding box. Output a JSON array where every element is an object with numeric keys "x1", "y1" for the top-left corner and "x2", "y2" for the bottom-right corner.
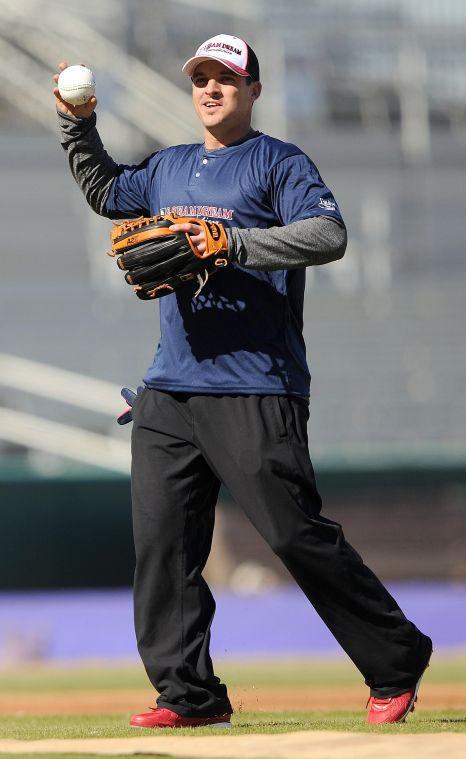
[
  {"x1": 0, "y1": 354, "x2": 129, "y2": 473},
  {"x1": 0, "y1": 0, "x2": 201, "y2": 149}
]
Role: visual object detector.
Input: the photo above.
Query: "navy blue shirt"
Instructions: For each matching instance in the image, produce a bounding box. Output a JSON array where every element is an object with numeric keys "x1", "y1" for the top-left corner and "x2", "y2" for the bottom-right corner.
[{"x1": 106, "y1": 133, "x2": 343, "y2": 396}]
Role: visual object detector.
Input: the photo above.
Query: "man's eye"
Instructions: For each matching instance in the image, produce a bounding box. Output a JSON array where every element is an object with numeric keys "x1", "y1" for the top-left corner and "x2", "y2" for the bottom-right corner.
[{"x1": 192, "y1": 75, "x2": 236, "y2": 87}]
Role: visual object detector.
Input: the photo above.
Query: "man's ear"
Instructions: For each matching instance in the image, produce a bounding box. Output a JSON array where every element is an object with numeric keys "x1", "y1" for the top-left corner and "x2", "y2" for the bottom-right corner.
[{"x1": 250, "y1": 81, "x2": 262, "y2": 101}]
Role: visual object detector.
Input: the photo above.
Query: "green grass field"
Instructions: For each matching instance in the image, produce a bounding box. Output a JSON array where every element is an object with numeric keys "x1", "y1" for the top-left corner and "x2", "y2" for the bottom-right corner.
[
  {"x1": 1, "y1": 710, "x2": 466, "y2": 739},
  {"x1": 2, "y1": 654, "x2": 465, "y2": 692},
  {"x1": 0, "y1": 656, "x2": 465, "y2": 759}
]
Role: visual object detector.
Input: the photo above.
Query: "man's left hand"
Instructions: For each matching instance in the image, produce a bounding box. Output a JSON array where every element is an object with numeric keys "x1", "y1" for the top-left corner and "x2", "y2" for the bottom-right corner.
[{"x1": 169, "y1": 222, "x2": 206, "y2": 256}]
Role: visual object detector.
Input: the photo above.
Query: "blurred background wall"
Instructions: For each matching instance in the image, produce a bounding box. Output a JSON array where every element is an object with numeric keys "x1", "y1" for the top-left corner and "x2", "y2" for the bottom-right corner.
[{"x1": 1, "y1": 0, "x2": 466, "y2": 610}]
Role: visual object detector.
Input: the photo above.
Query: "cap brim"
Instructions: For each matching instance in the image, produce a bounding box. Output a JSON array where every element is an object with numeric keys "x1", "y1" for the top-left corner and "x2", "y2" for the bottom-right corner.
[{"x1": 182, "y1": 55, "x2": 249, "y2": 77}]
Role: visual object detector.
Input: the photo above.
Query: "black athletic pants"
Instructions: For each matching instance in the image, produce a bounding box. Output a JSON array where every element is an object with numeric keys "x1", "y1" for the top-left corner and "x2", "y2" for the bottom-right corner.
[{"x1": 131, "y1": 389, "x2": 432, "y2": 717}]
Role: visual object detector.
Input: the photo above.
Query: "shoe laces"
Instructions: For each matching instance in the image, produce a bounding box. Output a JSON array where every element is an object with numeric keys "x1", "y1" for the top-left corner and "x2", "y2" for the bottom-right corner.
[{"x1": 366, "y1": 696, "x2": 392, "y2": 708}]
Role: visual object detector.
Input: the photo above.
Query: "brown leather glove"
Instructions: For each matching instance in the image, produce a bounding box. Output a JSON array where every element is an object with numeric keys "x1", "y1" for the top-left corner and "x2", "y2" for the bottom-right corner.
[{"x1": 109, "y1": 214, "x2": 229, "y2": 300}]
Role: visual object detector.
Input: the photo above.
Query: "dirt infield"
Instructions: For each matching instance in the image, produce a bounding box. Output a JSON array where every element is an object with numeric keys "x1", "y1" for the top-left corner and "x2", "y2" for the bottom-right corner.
[
  {"x1": 1, "y1": 731, "x2": 466, "y2": 758},
  {"x1": 0, "y1": 683, "x2": 465, "y2": 715}
]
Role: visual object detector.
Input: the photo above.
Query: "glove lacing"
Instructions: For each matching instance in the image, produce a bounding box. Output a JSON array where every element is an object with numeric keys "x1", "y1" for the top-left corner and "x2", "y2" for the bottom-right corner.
[{"x1": 194, "y1": 269, "x2": 210, "y2": 297}]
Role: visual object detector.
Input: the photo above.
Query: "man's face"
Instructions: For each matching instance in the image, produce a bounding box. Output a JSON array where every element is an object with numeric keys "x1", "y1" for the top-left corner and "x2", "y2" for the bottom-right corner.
[{"x1": 191, "y1": 60, "x2": 261, "y2": 131}]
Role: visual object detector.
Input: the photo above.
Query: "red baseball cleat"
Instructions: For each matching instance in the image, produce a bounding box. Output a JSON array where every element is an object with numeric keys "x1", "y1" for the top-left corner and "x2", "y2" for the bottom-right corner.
[
  {"x1": 130, "y1": 706, "x2": 232, "y2": 729},
  {"x1": 367, "y1": 652, "x2": 432, "y2": 725},
  {"x1": 367, "y1": 689, "x2": 417, "y2": 724},
  {"x1": 367, "y1": 652, "x2": 431, "y2": 724}
]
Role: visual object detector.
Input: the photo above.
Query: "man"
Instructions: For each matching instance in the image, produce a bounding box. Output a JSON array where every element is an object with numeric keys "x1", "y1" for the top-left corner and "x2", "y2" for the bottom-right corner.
[{"x1": 53, "y1": 34, "x2": 432, "y2": 728}]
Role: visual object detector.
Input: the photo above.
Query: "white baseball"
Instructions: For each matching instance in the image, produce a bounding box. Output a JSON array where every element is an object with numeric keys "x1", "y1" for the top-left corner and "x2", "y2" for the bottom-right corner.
[{"x1": 58, "y1": 65, "x2": 95, "y2": 106}]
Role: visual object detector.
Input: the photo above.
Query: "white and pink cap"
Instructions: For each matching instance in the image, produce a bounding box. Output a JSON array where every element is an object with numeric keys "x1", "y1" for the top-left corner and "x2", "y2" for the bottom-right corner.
[{"x1": 182, "y1": 34, "x2": 260, "y2": 80}]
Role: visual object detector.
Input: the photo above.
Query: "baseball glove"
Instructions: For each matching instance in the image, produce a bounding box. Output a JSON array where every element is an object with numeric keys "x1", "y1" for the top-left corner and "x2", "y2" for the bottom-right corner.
[{"x1": 109, "y1": 214, "x2": 229, "y2": 300}]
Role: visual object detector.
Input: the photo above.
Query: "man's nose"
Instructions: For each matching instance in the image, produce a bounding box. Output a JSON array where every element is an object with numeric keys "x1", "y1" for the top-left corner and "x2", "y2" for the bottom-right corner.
[{"x1": 205, "y1": 78, "x2": 221, "y2": 94}]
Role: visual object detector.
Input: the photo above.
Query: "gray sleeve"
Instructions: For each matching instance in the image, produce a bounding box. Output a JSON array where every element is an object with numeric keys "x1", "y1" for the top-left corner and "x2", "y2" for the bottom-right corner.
[
  {"x1": 227, "y1": 216, "x2": 347, "y2": 271},
  {"x1": 57, "y1": 110, "x2": 118, "y2": 217}
]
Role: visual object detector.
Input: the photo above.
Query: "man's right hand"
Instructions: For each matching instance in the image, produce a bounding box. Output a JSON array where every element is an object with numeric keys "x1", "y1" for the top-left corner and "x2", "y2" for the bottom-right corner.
[{"x1": 53, "y1": 61, "x2": 97, "y2": 118}]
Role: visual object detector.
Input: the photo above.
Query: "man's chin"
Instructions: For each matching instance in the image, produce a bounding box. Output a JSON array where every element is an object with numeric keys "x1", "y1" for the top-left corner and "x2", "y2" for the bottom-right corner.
[{"x1": 201, "y1": 114, "x2": 226, "y2": 128}]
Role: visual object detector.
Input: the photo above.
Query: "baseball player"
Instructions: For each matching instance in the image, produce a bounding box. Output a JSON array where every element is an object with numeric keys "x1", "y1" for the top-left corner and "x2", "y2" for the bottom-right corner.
[{"x1": 53, "y1": 34, "x2": 432, "y2": 727}]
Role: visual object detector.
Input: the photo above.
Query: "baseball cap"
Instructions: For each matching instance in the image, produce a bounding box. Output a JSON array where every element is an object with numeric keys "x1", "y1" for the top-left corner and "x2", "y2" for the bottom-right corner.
[{"x1": 182, "y1": 34, "x2": 260, "y2": 81}]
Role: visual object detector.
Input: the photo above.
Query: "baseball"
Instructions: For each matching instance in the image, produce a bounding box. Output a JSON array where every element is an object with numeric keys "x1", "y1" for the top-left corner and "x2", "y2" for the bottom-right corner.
[{"x1": 57, "y1": 65, "x2": 95, "y2": 106}]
